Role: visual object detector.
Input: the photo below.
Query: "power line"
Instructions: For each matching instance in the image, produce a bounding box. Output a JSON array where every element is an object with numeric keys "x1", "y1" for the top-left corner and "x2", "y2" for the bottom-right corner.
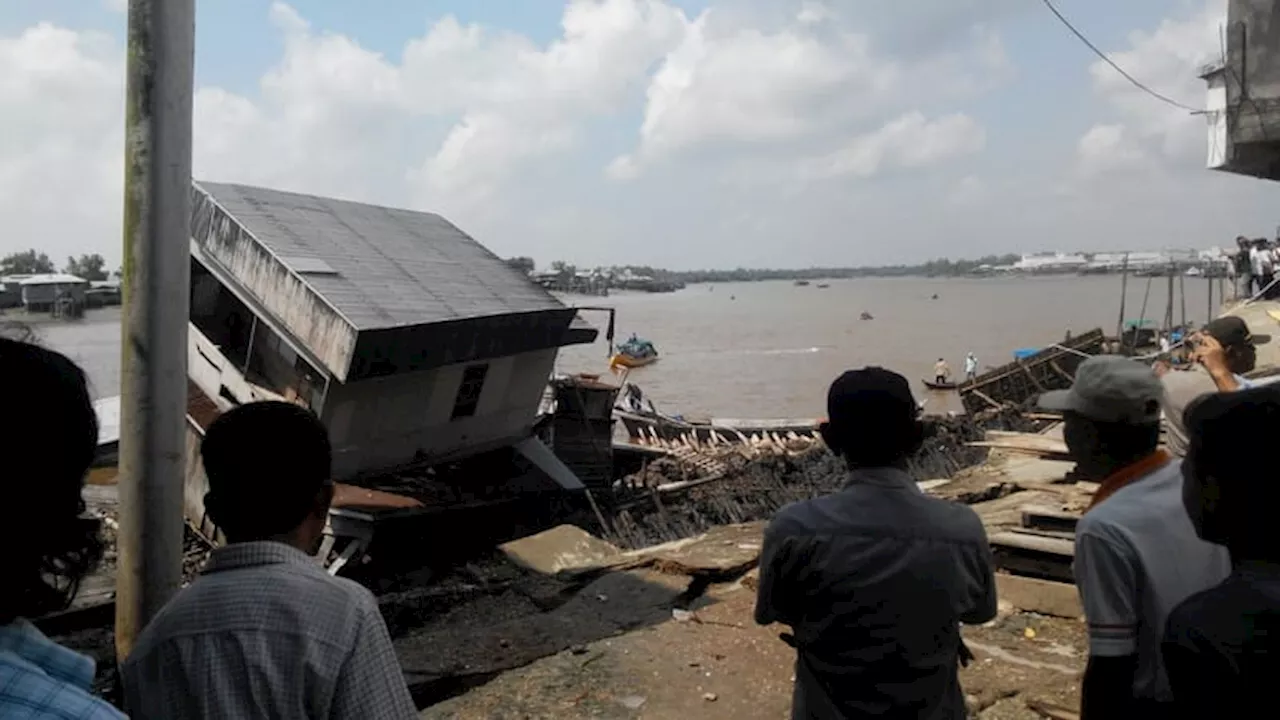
[{"x1": 1039, "y1": 0, "x2": 1205, "y2": 114}]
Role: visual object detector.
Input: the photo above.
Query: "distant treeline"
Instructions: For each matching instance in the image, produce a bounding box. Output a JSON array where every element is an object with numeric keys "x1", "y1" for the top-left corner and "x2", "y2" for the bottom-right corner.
[{"x1": 518, "y1": 254, "x2": 1023, "y2": 284}]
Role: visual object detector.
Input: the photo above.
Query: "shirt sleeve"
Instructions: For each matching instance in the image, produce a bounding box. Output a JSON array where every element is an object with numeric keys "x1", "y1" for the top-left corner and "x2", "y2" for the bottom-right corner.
[
  {"x1": 754, "y1": 517, "x2": 802, "y2": 627},
  {"x1": 1073, "y1": 529, "x2": 1139, "y2": 657},
  {"x1": 958, "y1": 520, "x2": 998, "y2": 625},
  {"x1": 330, "y1": 594, "x2": 418, "y2": 720}
]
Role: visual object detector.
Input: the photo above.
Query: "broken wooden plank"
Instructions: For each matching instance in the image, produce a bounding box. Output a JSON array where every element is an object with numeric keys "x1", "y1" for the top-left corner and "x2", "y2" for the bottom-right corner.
[
  {"x1": 1008, "y1": 527, "x2": 1076, "y2": 542},
  {"x1": 990, "y1": 531, "x2": 1075, "y2": 557},
  {"x1": 1021, "y1": 505, "x2": 1081, "y2": 534},
  {"x1": 974, "y1": 433, "x2": 1069, "y2": 455},
  {"x1": 995, "y1": 573, "x2": 1082, "y2": 619},
  {"x1": 499, "y1": 525, "x2": 625, "y2": 577}
]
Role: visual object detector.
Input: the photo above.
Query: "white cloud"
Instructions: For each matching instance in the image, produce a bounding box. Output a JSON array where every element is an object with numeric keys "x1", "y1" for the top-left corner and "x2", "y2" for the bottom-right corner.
[
  {"x1": 1080, "y1": 0, "x2": 1225, "y2": 171},
  {"x1": 804, "y1": 112, "x2": 986, "y2": 180},
  {"x1": 103, "y1": 0, "x2": 128, "y2": 13},
  {"x1": 0, "y1": 23, "x2": 123, "y2": 266},
  {"x1": 7, "y1": 0, "x2": 1266, "y2": 271}
]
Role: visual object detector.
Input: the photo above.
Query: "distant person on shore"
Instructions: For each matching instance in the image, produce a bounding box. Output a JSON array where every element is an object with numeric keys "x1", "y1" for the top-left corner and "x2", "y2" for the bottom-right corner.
[
  {"x1": 1233, "y1": 236, "x2": 1252, "y2": 300},
  {"x1": 1039, "y1": 357, "x2": 1230, "y2": 718},
  {"x1": 1163, "y1": 387, "x2": 1280, "y2": 719},
  {"x1": 0, "y1": 338, "x2": 125, "y2": 719},
  {"x1": 964, "y1": 352, "x2": 978, "y2": 382},
  {"x1": 1160, "y1": 317, "x2": 1264, "y2": 457},
  {"x1": 756, "y1": 368, "x2": 996, "y2": 719},
  {"x1": 121, "y1": 402, "x2": 417, "y2": 720},
  {"x1": 1250, "y1": 238, "x2": 1273, "y2": 296},
  {"x1": 934, "y1": 358, "x2": 951, "y2": 385}
]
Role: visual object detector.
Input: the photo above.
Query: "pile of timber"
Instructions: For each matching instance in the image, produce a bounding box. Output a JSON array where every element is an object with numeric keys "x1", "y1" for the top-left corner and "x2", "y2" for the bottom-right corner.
[{"x1": 959, "y1": 328, "x2": 1105, "y2": 415}]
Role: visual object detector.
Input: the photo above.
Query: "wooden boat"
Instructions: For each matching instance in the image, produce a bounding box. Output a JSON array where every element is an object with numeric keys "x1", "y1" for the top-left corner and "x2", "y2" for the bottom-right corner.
[
  {"x1": 794, "y1": 280, "x2": 811, "y2": 286},
  {"x1": 958, "y1": 328, "x2": 1105, "y2": 415},
  {"x1": 616, "y1": 409, "x2": 820, "y2": 445},
  {"x1": 860, "y1": 311, "x2": 873, "y2": 320},
  {"x1": 610, "y1": 336, "x2": 659, "y2": 370},
  {"x1": 816, "y1": 283, "x2": 830, "y2": 289},
  {"x1": 922, "y1": 379, "x2": 958, "y2": 390}
]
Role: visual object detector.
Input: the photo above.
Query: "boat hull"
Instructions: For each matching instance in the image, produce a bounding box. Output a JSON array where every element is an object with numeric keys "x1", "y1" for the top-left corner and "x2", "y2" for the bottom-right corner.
[{"x1": 610, "y1": 353, "x2": 659, "y2": 369}]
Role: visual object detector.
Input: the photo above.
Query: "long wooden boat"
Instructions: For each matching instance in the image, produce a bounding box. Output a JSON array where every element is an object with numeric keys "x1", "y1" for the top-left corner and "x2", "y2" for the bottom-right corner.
[
  {"x1": 616, "y1": 409, "x2": 820, "y2": 445},
  {"x1": 922, "y1": 379, "x2": 958, "y2": 390},
  {"x1": 957, "y1": 328, "x2": 1105, "y2": 414}
]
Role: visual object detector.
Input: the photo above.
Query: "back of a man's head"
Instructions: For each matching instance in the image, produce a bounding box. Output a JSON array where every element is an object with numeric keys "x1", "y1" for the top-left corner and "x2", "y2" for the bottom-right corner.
[
  {"x1": 822, "y1": 367, "x2": 922, "y2": 468},
  {"x1": 1184, "y1": 386, "x2": 1280, "y2": 557},
  {"x1": 202, "y1": 401, "x2": 332, "y2": 542}
]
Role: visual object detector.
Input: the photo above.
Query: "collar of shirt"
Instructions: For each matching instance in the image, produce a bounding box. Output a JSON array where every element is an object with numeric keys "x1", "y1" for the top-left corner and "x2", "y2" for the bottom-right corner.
[
  {"x1": 0, "y1": 619, "x2": 96, "y2": 691},
  {"x1": 203, "y1": 540, "x2": 318, "y2": 575},
  {"x1": 1086, "y1": 450, "x2": 1172, "y2": 511},
  {"x1": 843, "y1": 466, "x2": 922, "y2": 493}
]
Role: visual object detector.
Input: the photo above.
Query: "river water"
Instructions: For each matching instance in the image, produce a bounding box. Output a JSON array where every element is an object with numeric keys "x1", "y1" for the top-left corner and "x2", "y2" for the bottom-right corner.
[
  {"x1": 21, "y1": 274, "x2": 1223, "y2": 418},
  {"x1": 555, "y1": 274, "x2": 1224, "y2": 419}
]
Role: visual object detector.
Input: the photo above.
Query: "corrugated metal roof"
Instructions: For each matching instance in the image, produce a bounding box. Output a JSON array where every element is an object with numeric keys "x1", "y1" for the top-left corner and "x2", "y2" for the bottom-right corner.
[{"x1": 196, "y1": 182, "x2": 565, "y2": 331}]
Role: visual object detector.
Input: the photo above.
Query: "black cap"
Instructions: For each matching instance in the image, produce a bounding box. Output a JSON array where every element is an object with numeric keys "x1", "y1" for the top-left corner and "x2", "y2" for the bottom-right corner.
[
  {"x1": 827, "y1": 367, "x2": 918, "y2": 428},
  {"x1": 1204, "y1": 316, "x2": 1270, "y2": 348}
]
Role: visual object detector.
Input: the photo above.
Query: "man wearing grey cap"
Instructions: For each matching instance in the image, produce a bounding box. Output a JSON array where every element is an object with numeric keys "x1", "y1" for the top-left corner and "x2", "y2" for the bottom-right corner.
[{"x1": 1039, "y1": 356, "x2": 1230, "y2": 719}]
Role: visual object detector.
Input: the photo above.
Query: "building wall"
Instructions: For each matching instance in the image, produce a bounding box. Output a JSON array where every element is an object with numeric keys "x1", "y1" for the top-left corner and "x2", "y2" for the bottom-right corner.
[
  {"x1": 322, "y1": 347, "x2": 558, "y2": 479},
  {"x1": 22, "y1": 282, "x2": 87, "y2": 309}
]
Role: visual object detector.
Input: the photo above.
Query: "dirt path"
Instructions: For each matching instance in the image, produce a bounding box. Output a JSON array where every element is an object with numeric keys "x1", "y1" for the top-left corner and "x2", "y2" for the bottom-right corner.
[{"x1": 419, "y1": 576, "x2": 1085, "y2": 719}]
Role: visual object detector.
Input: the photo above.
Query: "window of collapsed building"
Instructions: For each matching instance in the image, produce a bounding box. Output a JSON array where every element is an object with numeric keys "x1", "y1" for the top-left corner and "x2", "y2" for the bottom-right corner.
[{"x1": 451, "y1": 364, "x2": 489, "y2": 419}]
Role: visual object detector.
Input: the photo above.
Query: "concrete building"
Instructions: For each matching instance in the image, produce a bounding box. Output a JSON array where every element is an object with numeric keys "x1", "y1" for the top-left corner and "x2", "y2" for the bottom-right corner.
[
  {"x1": 1202, "y1": 0, "x2": 1280, "y2": 179},
  {"x1": 185, "y1": 181, "x2": 598, "y2": 482},
  {"x1": 18, "y1": 273, "x2": 88, "y2": 312}
]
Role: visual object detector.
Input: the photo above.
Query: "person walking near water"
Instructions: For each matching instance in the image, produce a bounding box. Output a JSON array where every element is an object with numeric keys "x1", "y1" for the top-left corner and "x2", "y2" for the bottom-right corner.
[
  {"x1": 756, "y1": 368, "x2": 996, "y2": 719},
  {"x1": 934, "y1": 358, "x2": 951, "y2": 385},
  {"x1": 964, "y1": 353, "x2": 978, "y2": 382}
]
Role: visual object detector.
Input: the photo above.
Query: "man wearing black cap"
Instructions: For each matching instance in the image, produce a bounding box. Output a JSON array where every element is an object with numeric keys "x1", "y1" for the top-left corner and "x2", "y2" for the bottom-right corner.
[
  {"x1": 755, "y1": 368, "x2": 996, "y2": 719},
  {"x1": 1160, "y1": 316, "x2": 1267, "y2": 457}
]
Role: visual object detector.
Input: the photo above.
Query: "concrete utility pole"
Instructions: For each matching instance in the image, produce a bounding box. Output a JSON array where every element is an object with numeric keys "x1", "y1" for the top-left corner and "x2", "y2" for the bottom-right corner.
[{"x1": 115, "y1": 0, "x2": 195, "y2": 662}]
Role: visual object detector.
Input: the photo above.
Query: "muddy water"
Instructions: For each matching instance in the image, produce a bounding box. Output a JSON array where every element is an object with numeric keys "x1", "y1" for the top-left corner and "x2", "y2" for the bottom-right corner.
[
  {"x1": 555, "y1": 274, "x2": 1220, "y2": 418},
  {"x1": 22, "y1": 274, "x2": 1220, "y2": 417}
]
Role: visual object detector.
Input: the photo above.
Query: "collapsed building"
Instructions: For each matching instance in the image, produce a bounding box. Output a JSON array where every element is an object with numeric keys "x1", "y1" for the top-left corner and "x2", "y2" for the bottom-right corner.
[{"x1": 180, "y1": 182, "x2": 599, "y2": 557}]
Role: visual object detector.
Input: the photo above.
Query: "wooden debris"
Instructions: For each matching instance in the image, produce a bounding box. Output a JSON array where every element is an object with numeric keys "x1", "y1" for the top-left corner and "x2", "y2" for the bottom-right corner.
[
  {"x1": 1027, "y1": 699, "x2": 1081, "y2": 720},
  {"x1": 995, "y1": 574, "x2": 1082, "y2": 619},
  {"x1": 499, "y1": 525, "x2": 626, "y2": 578},
  {"x1": 1021, "y1": 505, "x2": 1081, "y2": 534},
  {"x1": 990, "y1": 531, "x2": 1075, "y2": 583}
]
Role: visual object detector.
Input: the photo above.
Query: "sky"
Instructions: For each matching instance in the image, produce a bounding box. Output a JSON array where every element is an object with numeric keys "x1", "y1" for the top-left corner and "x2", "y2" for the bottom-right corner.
[{"x1": 0, "y1": 0, "x2": 1274, "y2": 271}]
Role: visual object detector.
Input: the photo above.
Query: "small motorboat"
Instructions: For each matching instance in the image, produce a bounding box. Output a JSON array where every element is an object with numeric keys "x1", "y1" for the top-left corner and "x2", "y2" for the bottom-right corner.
[
  {"x1": 610, "y1": 336, "x2": 659, "y2": 370},
  {"x1": 860, "y1": 311, "x2": 874, "y2": 321},
  {"x1": 816, "y1": 283, "x2": 830, "y2": 289},
  {"x1": 922, "y1": 378, "x2": 958, "y2": 390},
  {"x1": 794, "y1": 280, "x2": 811, "y2": 287}
]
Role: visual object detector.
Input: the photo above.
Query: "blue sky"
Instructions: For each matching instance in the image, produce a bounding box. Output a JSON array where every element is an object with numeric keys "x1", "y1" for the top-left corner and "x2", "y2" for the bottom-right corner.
[{"x1": 0, "y1": 0, "x2": 1269, "y2": 269}]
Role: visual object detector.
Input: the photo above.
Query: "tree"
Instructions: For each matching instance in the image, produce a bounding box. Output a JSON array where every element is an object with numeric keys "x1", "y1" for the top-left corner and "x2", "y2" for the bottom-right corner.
[
  {"x1": 505, "y1": 256, "x2": 535, "y2": 274},
  {"x1": 64, "y1": 253, "x2": 109, "y2": 281},
  {"x1": 0, "y1": 249, "x2": 55, "y2": 275}
]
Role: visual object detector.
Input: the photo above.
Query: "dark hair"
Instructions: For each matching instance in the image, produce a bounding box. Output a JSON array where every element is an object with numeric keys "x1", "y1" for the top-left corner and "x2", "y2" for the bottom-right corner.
[
  {"x1": 1185, "y1": 386, "x2": 1280, "y2": 555},
  {"x1": 202, "y1": 401, "x2": 332, "y2": 541},
  {"x1": 0, "y1": 338, "x2": 103, "y2": 624}
]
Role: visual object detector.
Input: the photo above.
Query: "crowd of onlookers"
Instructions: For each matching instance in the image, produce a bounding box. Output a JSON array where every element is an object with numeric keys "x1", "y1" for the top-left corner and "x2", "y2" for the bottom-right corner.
[
  {"x1": 3, "y1": 315, "x2": 1278, "y2": 719},
  {"x1": 1229, "y1": 234, "x2": 1280, "y2": 300}
]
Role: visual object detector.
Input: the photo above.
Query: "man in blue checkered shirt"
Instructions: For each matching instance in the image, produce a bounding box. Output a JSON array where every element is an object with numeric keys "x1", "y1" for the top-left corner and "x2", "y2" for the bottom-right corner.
[{"x1": 0, "y1": 338, "x2": 124, "y2": 719}]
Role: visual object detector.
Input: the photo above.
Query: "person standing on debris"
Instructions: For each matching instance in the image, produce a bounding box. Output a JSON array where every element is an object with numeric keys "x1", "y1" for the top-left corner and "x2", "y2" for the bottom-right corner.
[
  {"x1": 121, "y1": 401, "x2": 417, "y2": 720},
  {"x1": 964, "y1": 352, "x2": 978, "y2": 382},
  {"x1": 1250, "y1": 238, "x2": 1274, "y2": 296},
  {"x1": 755, "y1": 367, "x2": 996, "y2": 719},
  {"x1": 0, "y1": 338, "x2": 125, "y2": 719},
  {"x1": 1233, "y1": 236, "x2": 1252, "y2": 300},
  {"x1": 1038, "y1": 357, "x2": 1230, "y2": 719},
  {"x1": 1160, "y1": 316, "x2": 1265, "y2": 457},
  {"x1": 1162, "y1": 386, "x2": 1280, "y2": 718}
]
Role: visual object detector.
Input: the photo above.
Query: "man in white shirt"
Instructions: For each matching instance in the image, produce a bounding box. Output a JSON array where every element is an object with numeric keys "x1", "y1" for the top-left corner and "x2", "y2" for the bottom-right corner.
[{"x1": 1250, "y1": 240, "x2": 1274, "y2": 295}]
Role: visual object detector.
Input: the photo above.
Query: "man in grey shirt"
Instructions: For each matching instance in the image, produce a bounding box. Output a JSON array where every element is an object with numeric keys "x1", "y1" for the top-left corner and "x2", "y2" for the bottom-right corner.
[
  {"x1": 1040, "y1": 356, "x2": 1230, "y2": 719},
  {"x1": 121, "y1": 402, "x2": 417, "y2": 719},
  {"x1": 755, "y1": 368, "x2": 996, "y2": 719}
]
